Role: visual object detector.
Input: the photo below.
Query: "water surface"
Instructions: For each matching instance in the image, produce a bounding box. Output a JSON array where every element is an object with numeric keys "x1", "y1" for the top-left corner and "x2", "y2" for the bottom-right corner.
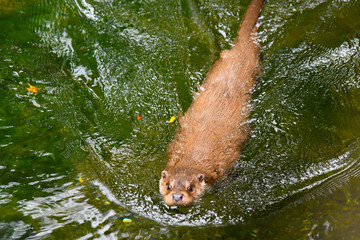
[{"x1": 1, "y1": 0, "x2": 360, "y2": 238}]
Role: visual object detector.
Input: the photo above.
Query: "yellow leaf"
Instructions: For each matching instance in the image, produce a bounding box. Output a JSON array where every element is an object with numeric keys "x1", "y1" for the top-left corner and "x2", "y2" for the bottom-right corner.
[
  {"x1": 105, "y1": 201, "x2": 111, "y2": 205},
  {"x1": 122, "y1": 218, "x2": 132, "y2": 223},
  {"x1": 27, "y1": 83, "x2": 38, "y2": 93},
  {"x1": 79, "y1": 177, "x2": 83, "y2": 183},
  {"x1": 169, "y1": 116, "x2": 176, "y2": 123}
]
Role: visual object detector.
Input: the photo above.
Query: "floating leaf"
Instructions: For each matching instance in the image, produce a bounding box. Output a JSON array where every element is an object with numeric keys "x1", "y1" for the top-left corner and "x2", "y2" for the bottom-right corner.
[
  {"x1": 27, "y1": 83, "x2": 38, "y2": 93},
  {"x1": 137, "y1": 115, "x2": 142, "y2": 120},
  {"x1": 79, "y1": 177, "x2": 83, "y2": 183},
  {"x1": 169, "y1": 116, "x2": 176, "y2": 123},
  {"x1": 122, "y1": 218, "x2": 132, "y2": 223}
]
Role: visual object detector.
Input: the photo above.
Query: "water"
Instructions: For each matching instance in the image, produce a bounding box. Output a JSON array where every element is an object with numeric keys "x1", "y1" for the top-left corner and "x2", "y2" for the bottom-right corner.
[{"x1": 1, "y1": 0, "x2": 360, "y2": 238}]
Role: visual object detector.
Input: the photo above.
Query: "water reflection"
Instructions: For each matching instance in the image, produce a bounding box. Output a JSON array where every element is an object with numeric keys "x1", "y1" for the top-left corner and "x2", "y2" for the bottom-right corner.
[
  {"x1": 79, "y1": 0, "x2": 360, "y2": 225},
  {"x1": 1, "y1": 0, "x2": 360, "y2": 238}
]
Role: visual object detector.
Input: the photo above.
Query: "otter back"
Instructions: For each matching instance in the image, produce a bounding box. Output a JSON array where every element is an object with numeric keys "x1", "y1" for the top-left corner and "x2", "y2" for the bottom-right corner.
[{"x1": 160, "y1": 0, "x2": 264, "y2": 206}]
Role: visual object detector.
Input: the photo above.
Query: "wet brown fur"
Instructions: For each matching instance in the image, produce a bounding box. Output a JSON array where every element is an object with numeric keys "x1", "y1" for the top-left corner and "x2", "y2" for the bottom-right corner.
[{"x1": 160, "y1": 0, "x2": 265, "y2": 206}]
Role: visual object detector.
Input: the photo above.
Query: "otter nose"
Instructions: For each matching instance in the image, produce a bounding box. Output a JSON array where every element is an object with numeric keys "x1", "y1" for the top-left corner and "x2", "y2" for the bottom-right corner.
[{"x1": 172, "y1": 193, "x2": 184, "y2": 202}]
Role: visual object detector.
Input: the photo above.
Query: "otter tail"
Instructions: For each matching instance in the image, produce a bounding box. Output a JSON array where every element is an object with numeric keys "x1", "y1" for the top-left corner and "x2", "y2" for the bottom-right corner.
[{"x1": 236, "y1": 0, "x2": 265, "y2": 43}]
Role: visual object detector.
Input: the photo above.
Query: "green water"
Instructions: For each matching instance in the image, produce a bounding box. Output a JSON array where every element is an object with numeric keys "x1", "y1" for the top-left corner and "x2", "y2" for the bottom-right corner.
[{"x1": 1, "y1": 0, "x2": 360, "y2": 238}]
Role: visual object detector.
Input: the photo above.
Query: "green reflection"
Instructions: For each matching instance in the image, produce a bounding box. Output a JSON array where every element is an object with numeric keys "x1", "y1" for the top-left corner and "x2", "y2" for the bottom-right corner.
[{"x1": 1, "y1": 0, "x2": 360, "y2": 238}]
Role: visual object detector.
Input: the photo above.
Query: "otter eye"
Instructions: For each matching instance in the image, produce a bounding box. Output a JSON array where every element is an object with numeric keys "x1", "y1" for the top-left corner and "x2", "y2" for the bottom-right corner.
[
  {"x1": 166, "y1": 184, "x2": 172, "y2": 191},
  {"x1": 187, "y1": 186, "x2": 194, "y2": 192}
]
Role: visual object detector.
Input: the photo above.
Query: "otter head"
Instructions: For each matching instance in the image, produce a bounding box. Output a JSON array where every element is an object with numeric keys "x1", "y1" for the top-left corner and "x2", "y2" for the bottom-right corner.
[{"x1": 159, "y1": 168, "x2": 207, "y2": 206}]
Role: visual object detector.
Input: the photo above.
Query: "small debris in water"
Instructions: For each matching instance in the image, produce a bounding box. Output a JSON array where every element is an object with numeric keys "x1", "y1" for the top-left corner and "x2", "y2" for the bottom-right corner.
[
  {"x1": 169, "y1": 116, "x2": 176, "y2": 123},
  {"x1": 26, "y1": 83, "x2": 38, "y2": 93},
  {"x1": 123, "y1": 218, "x2": 132, "y2": 223},
  {"x1": 250, "y1": 228, "x2": 259, "y2": 237}
]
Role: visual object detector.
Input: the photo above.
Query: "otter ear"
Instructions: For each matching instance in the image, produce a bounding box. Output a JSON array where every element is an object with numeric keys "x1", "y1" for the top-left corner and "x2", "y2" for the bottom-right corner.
[
  {"x1": 197, "y1": 174, "x2": 205, "y2": 182},
  {"x1": 162, "y1": 170, "x2": 168, "y2": 179}
]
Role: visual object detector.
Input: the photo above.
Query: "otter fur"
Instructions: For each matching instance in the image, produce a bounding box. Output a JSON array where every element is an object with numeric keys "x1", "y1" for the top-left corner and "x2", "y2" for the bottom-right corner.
[{"x1": 160, "y1": 0, "x2": 265, "y2": 206}]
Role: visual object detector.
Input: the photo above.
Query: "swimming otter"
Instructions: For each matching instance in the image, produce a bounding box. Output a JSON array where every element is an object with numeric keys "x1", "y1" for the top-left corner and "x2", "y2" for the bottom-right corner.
[{"x1": 160, "y1": 0, "x2": 265, "y2": 206}]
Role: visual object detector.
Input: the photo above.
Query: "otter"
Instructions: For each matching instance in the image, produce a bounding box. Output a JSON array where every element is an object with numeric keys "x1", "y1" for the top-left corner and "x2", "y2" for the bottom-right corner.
[{"x1": 160, "y1": 0, "x2": 265, "y2": 206}]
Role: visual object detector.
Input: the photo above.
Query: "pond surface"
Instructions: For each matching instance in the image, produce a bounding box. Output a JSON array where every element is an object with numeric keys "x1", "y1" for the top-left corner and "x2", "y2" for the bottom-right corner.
[{"x1": 1, "y1": 0, "x2": 360, "y2": 238}]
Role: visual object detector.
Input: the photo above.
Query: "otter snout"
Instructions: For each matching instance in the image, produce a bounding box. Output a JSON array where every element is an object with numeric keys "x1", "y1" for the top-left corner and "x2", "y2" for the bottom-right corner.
[{"x1": 172, "y1": 193, "x2": 184, "y2": 202}]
